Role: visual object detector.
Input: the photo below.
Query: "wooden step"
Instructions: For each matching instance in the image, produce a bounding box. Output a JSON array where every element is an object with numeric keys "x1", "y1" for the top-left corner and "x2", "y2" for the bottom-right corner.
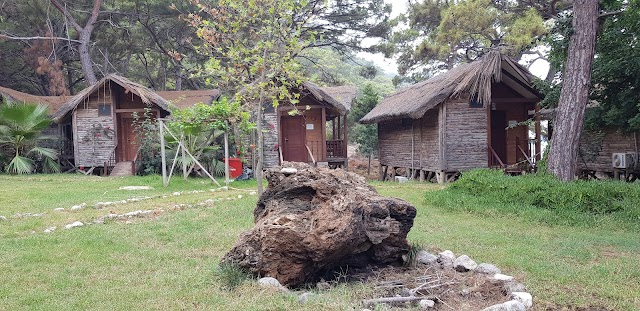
[{"x1": 110, "y1": 161, "x2": 134, "y2": 177}]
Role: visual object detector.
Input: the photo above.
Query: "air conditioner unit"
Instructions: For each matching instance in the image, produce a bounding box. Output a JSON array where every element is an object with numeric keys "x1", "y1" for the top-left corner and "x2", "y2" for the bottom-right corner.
[{"x1": 612, "y1": 152, "x2": 635, "y2": 169}]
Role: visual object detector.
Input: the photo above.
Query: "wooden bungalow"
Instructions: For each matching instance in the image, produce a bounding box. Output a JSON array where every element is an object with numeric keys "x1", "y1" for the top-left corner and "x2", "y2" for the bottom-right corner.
[
  {"x1": 47, "y1": 74, "x2": 218, "y2": 175},
  {"x1": 360, "y1": 51, "x2": 543, "y2": 183},
  {"x1": 578, "y1": 128, "x2": 639, "y2": 180},
  {"x1": 260, "y1": 82, "x2": 357, "y2": 169}
]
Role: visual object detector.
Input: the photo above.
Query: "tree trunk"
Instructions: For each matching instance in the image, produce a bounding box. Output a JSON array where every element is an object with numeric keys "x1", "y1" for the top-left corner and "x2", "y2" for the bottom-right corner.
[
  {"x1": 51, "y1": 0, "x2": 101, "y2": 85},
  {"x1": 547, "y1": 0, "x2": 599, "y2": 181},
  {"x1": 78, "y1": 29, "x2": 97, "y2": 85}
]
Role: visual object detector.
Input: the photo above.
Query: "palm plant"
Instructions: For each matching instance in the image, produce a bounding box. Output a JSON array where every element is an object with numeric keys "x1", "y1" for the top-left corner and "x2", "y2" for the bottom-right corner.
[{"x1": 0, "y1": 100, "x2": 60, "y2": 174}]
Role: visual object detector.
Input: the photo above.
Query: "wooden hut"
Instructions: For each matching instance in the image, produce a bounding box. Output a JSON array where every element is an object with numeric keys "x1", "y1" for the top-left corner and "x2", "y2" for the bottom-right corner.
[
  {"x1": 360, "y1": 51, "x2": 543, "y2": 182},
  {"x1": 259, "y1": 82, "x2": 356, "y2": 169},
  {"x1": 578, "y1": 128, "x2": 639, "y2": 180},
  {"x1": 51, "y1": 74, "x2": 219, "y2": 175}
]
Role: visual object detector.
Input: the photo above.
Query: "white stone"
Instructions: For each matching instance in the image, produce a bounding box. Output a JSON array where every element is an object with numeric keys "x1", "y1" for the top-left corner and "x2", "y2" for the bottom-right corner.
[
  {"x1": 511, "y1": 292, "x2": 533, "y2": 309},
  {"x1": 220, "y1": 186, "x2": 228, "y2": 191},
  {"x1": 95, "y1": 202, "x2": 114, "y2": 209},
  {"x1": 257, "y1": 277, "x2": 289, "y2": 292},
  {"x1": 281, "y1": 167, "x2": 298, "y2": 175},
  {"x1": 53, "y1": 208, "x2": 65, "y2": 212},
  {"x1": 494, "y1": 274, "x2": 515, "y2": 282},
  {"x1": 43, "y1": 226, "x2": 57, "y2": 233},
  {"x1": 416, "y1": 250, "x2": 438, "y2": 265},
  {"x1": 419, "y1": 299, "x2": 435, "y2": 309},
  {"x1": 454, "y1": 255, "x2": 478, "y2": 272},
  {"x1": 476, "y1": 263, "x2": 501, "y2": 274},
  {"x1": 70, "y1": 205, "x2": 84, "y2": 211},
  {"x1": 64, "y1": 221, "x2": 84, "y2": 229},
  {"x1": 394, "y1": 176, "x2": 409, "y2": 183},
  {"x1": 481, "y1": 300, "x2": 526, "y2": 311},
  {"x1": 298, "y1": 292, "x2": 313, "y2": 304},
  {"x1": 209, "y1": 189, "x2": 216, "y2": 192},
  {"x1": 249, "y1": 191, "x2": 257, "y2": 195},
  {"x1": 503, "y1": 282, "x2": 527, "y2": 294},
  {"x1": 237, "y1": 195, "x2": 243, "y2": 199},
  {"x1": 437, "y1": 250, "x2": 455, "y2": 267},
  {"x1": 119, "y1": 185, "x2": 153, "y2": 190},
  {"x1": 172, "y1": 192, "x2": 181, "y2": 196},
  {"x1": 0, "y1": 215, "x2": 6, "y2": 221}
]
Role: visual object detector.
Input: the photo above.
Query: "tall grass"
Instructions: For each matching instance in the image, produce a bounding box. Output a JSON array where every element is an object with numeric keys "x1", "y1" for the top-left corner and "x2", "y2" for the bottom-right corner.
[{"x1": 426, "y1": 169, "x2": 640, "y2": 230}]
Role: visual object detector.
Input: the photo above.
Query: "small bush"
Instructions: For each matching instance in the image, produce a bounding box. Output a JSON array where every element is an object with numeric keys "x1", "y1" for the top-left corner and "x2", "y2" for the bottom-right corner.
[
  {"x1": 215, "y1": 262, "x2": 251, "y2": 289},
  {"x1": 427, "y1": 169, "x2": 640, "y2": 229},
  {"x1": 402, "y1": 241, "x2": 424, "y2": 268}
]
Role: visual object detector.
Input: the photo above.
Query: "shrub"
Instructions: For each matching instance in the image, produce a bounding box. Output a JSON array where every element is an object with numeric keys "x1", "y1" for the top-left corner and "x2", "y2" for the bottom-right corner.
[
  {"x1": 426, "y1": 169, "x2": 640, "y2": 229},
  {"x1": 214, "y1": 262, "x2": 251, "y2": 290}
]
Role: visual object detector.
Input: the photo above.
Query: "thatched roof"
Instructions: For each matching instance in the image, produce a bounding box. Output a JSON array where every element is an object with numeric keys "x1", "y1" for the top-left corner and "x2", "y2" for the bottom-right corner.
[
  {"x1": 51, "y1": 74, "x2": 220, "y2": 122},
  {"x1": 0, "y1": 86, "x2": 69, "y2": 115},
  {"x1": 52, "y1": 74, "x2": 171, "y2": 122},
  {"x1": 157, "y1": 90, "x2": 221, "y2": 109},
  {"x1": 320, "y1": 85, "x2": 357, "y2": 111},
  {"x1": 302, "y1": 82, "x2": 351, "y2": 114},
  {"x1": 360, "y1": 51, "x2": 538, "y2": 124}
]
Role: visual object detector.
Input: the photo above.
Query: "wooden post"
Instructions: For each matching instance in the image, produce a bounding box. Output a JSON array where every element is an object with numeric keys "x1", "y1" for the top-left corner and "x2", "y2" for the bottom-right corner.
[
  {"x1": 321, "y1": 107, "x2": 327, "y2": 161},
  {"x1": 181, "y1": 131, "x2": 187, "y2": 180},
  {"x1": 535, "y1": 103, "x2": 542, "y2": 161},
  {"x1": 436, "y1": 170, "x2": 445, "y2": 184},
  {"x1": 342, "y1": 114, "x2": 348, "y2": 171},
  {"x1": 224, "y1": 123, "x2": 230, "y2": 188},
  {"x1": 159, "y1": 119, "x2": 167, "y2": 187}
]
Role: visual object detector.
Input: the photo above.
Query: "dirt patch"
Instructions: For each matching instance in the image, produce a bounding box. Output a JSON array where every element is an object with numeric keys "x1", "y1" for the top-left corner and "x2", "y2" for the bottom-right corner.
[
  {"x1": 343, "y1": 265, "x2": 512, "y2": 310},
  {"x1": 348, "y1": 154, "x2": 380, "y2": 180}
]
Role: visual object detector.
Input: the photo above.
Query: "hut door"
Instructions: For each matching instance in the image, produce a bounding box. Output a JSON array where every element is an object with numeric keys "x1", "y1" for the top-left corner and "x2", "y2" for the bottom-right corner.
[
  {"x1": 117, "y1": 114, "x2": 139, "y2": 162},
  {"x1": 281, "y1": 116, "x2": 307, "y2": 163},
  {"x1": 490, "y1": 110, "x2": 507, "y2": 164}
]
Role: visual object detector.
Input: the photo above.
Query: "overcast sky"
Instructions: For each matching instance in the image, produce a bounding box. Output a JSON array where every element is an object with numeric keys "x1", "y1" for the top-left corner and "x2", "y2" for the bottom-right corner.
[{"x1": 357, "y1": 0, "x2": 550, "y2": 79}]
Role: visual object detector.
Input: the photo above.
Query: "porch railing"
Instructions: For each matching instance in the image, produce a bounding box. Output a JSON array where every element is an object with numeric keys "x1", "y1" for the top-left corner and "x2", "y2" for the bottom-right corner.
[
  {"x1": 131, "y1": 144, "x2": 143, "y2": 175},
  {"x1": 488, "y1": 146, "x2": 506, "y2": 168},
  {"x1": 103, "y1": 145, "x2": 118, "y2": 176},
  {"x1": 326, "y1": 139, "x2": 346, "y2": 158},
  {"x1": 305, "y1": 145, "x2": 316, "y2": 166}
]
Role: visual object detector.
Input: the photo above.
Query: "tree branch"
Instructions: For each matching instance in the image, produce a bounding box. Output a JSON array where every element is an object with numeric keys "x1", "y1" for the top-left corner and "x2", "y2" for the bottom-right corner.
[
  {"x1": 49, "y1": 0, "x2": 82, "y2": 32},
  {"x1": 0, "y1": 33, "x2": 82, "y2": 43}
]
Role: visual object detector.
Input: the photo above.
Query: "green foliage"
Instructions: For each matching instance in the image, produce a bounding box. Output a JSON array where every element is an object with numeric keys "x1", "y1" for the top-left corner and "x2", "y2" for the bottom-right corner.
[
  {"x1": 0, "y1": 100, "x2": 59, "y2": 174},
  {"x1": 544, "y1": 0, "x2": 640, "y2": 133},
  {"x1": 427, "y1": 169, "x2": 640, "y2": 229},
  {"x1": 349, "y1": 84, "x2": 379, "y2": 156},
  {"x1": 190, "y1": 0, "x2": 308, "y2": 108},
  {"x1": 132, "y1": 107, "x2": 161, "y2": 175},
  {"x1": 299, "y1": 48, "x2": 395, "y2": 96},
  {"x1": 402, "y1": 241, "x2": 424, "y2": 268},
  {"x1": 215, "y1": 262, "x2": 251, "y2": 290},
  {"x1": 170, "y1": 97, "x2": 253, "y2": 133},
  {"x1": 380, "y1": 0, "x2": 546, "y2": 77},
  {"x1": 167, "y1": 97, "x2": 254, "y2": 176}
]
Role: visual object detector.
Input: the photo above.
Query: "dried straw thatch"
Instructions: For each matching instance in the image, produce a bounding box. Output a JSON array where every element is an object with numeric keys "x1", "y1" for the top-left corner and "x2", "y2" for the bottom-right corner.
[
  {"x1": 320, "y1": 85, "x2": 357, "y2": 111},
  {"x1": 302, "y1": 82, "x2": 352, "y2": 114},
  {"x1": 53, "y1": 74, "x2": 171, "y2": 122},
  {"x1": 360, "y1": 51, "x2": 532, "y2": 124},
  {"x1": 157, "y1": 90, "x2": 221, "y2": 109},
  {"x1": 0, "y1": 86, "x2": 68, "y2": 114}
]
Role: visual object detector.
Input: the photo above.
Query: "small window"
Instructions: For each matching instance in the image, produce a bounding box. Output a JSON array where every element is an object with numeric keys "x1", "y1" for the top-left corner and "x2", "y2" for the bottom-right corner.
[
  {"x1": 98, "y1": 104, "x2": 111, "y2": 116},
  {"x1": 469, "y1": 98, "x2": 483, "y2": 108}
]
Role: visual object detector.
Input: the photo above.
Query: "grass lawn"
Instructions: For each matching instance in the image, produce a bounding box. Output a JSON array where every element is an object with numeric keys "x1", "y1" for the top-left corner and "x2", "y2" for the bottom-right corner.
[{"x1": 0, "y1": 175, "x2": 638, "y2": 310}]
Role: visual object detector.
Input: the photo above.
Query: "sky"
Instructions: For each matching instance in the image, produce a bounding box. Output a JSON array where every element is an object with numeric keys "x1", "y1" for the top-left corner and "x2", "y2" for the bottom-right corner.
[{"x1": 357, "y1": 0, "x2": 550, "y2": 80}]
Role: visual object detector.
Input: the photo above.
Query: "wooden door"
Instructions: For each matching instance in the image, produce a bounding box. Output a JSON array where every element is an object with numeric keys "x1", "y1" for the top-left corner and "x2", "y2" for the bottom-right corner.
[
  {"x1": 490, "y1": 110, "x2": 507, "y2": 164},
  {"x1": 117, "y1": 115, "x2": 139, "y2": 162},
  {"x1": 281, "y1": 116, "x2": 307, "y2": 163}
]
